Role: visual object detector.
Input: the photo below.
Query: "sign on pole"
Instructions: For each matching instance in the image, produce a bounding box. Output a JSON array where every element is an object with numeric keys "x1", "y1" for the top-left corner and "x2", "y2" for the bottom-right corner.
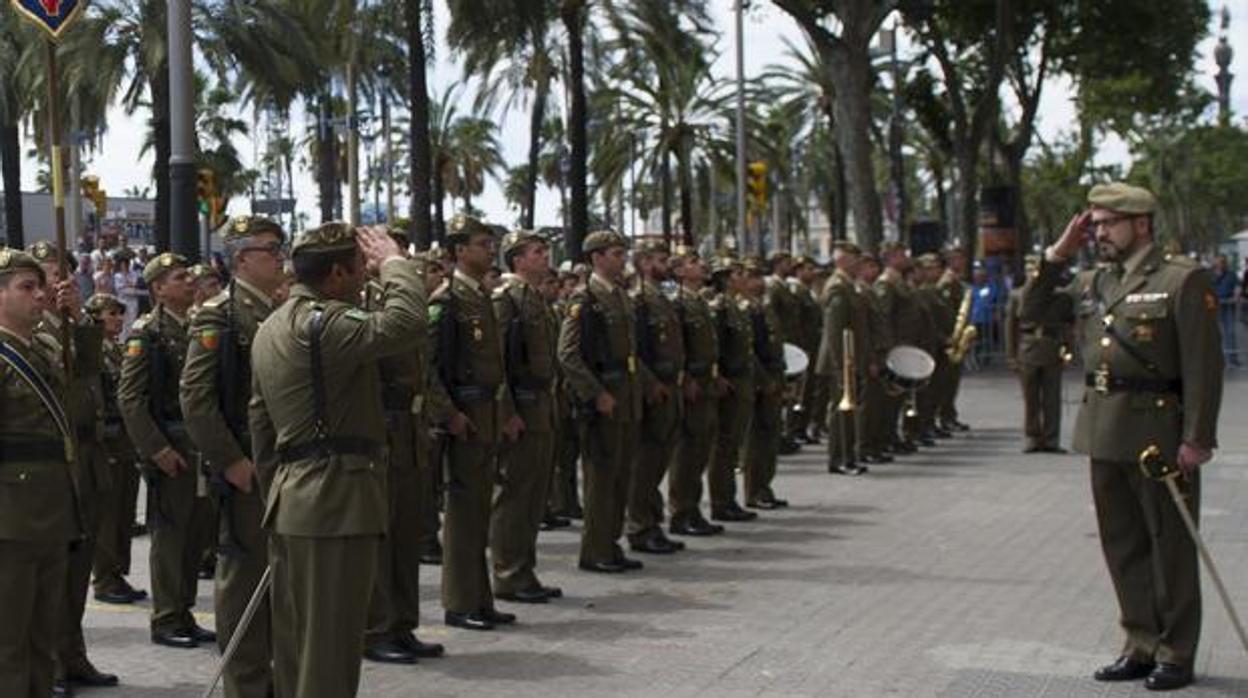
[{"x1": 9, "y1": 0, "x2": 87, "y2": 40}]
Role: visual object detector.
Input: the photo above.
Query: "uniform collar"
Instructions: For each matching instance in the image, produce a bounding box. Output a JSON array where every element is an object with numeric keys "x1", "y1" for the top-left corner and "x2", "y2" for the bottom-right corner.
[
  {"x1": 453, "y1": 268, "x2": 484, "y2": 294},
  {"x1": 0, "y1": 324, "x2": 32, "y2": 348},
  {"x1": 161, "y1": 304, "x2": 187, "y2": 327},
  {"x1": 590, "y1": 272, "x2": 617, "y2": 292},
  {"x1": 234, "y1": 276, "x2": 275, "y2": 310},
  {"x1": 1123, "y1": 243, "x2": 1156, "y2": 279}
]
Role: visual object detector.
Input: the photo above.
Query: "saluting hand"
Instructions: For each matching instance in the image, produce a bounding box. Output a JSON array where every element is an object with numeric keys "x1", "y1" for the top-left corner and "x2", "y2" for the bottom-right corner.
[
  {"x1": 1051, "y1": 210, "x2": 1092, "y2": 261},
  {"x1": 358, "y1": 226, "x2": 403, "y2": 275}
]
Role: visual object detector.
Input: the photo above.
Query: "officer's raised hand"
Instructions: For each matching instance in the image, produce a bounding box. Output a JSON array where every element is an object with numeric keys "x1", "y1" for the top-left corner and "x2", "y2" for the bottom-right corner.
[
  {"x1": 358, "y1": 226, "x2": 403, "y2": 274},
  {"x1": 1050, "y1": 210, "x2": 1093, "y2": 261}
]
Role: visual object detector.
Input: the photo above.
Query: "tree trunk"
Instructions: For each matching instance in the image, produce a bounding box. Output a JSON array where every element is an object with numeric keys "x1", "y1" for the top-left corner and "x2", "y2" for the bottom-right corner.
[
  {"x1": 1, "y1": 123, "x2": 23, "y2": 247},
  {"x1": 150, "y1": 70, "x2": 172, "y2": 251},
  {"x1": 317, "y1": 94, "x2": 337, "y2": 223},
  {"x1": 405, "y1": 0, "x2": 434, "y2": 249},
  {"x1": 432, "y1": 155, "x2": 446, "y2": 244},
  {"x1": 677, "y1": 143, "x2": 694, "y2": 246},
  {"x1": 561, "y1": 0, "x2": 588, "y2": 260},
  {"x1": 522, "y1": 75, "x2": 548, "y2": 230},
  {"x1": 660, "y1": 145, "x2": 673, "y2": 245},
  {"x1": 956, "y1": 150, "x2": 978, "y2": 254},
  {"x1": 827, "y1": 46, "x2": 881, "y2": 249}
]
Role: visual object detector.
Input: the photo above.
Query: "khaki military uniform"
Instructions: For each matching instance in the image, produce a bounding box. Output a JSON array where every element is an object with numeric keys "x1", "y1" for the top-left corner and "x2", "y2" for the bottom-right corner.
[
  {"x1": 816, "y1": 270, "x2": 866, "y2": 468},
  {"x1": 743, "y1": 296, "x2": 785, "y2": 505},
  {"x1": 709, "y1": 291, "x2": 753, "y2": 515},
  {"x1": 428, "y1": 269, "x2": 509, "y2": 614},
  {"x1": 936, "y1": 269, "x2": 966, "y2": 427},
  {"x1": 558, "y1": 273, "x2": 642, "y2": 566},
  {"x1": 912, "y1": 283, "x2": 951, "y2": 438},
  {"x1": 789, "y1": 278, "x2": 823, "y2": 441},
  {"x1": 120, "y1": 304, "x2": 217, "y2": 635},
  {"x1": 490, "y1": 273, "x2": 558, "y2": 595},
  {"x1": 0, "y1": 320, "x2": 81, "y2": 698},
  {"x1": 1005, "y1": 287, "x2": 1073, "y2": 450},
  {"x1": 1022, "y1": 243, "x2": 1223, "y2": 668},
  {"x1": 873, "y1": 268, "x2": 923, "y2": 448},
  {"x1": 548, "y1": 297, "x2": 582, "y2": 518},
  {"x1": 764, "y1": 275, "x2": 798, "y2": 442},
  {"x1": 668, "y1": 285, "x2": 719, "y2": 525},
  {"x1": 627, "y1": 280, "x2": 685, "y2": 543},
  {"x1": 858, "y1": 279, "x2": 890, "y2": 458},
  {"x1": 92, "y1": 337, "x2": 142, "y2": 597},
  {"x1": 181, "y1": 278, "x2": 275, "y2": 698},
  {"x1": 250, "y1": 256, "x2": 424, "y2": 698}
]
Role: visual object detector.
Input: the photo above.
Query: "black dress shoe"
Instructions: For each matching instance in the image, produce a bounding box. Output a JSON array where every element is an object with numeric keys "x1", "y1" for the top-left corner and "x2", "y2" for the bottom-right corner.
[
  {"x1": 565, "y1": 506, "x2": 585, "y2": 520},
  {"x1": 765, "y1": 497, "x2": 789, "y2": 508},
  {"x1": 540, "y1": 515, "x2": 572, "y2": 530},
  {"x1": 694, "y1": 517, "x2": 725, "y2": 534},
  {"x1": 151, "y1": 629, "x2": 198, "y2": 649},
  {"x1": 418, "y1": 540, "x2": 444, "y2": 565},
  {"x1": 917, "y1": 436, "x2": 937, "y2": 447},
  {"x1": 1040, "y1": 445, "x2": 1069, "y2": 454},
  {"x1": 932, "y1": 428, "x2": 953, "y2": 439},
  {"x1": 951, "y1": 420, "x2": 970, "y2": 432},
  {"x1": 52, "y1": 679, "x2": 73, "y2": 697},
  {"x1": 66, "y1": 661, "x2": 119, "y2": 687},
  {"x1": 482, "y1": 609, "x2": 516, "y2": 625},
  {"x1": 1093, "y1": 656, "x2": 1155, "y2": 682},
  {"x1": 123, "y1": 582, "x2": 148, "y2": 601},
  {"x1": 829, "y1": 464, "x2": 866, "y2": 476},
  {"x1": 746, "y1": 499, "x2": 779, "y2": 510},
  {"x1": 540, "y1": 585, "x2": 563, "y2": 599},
  {"x1": 578, "y1": 560, "x2": 626, "y2": 574},
  {"x1": 400, "y1": 634, "x2": 445, "y2": 658},
  {"x1": 496, "y1": 587, "x2": 549, "y2": 604},
  {"x1": 630, "y1": 536, "x2": 678, "y2": 555},
  {"x1": 1022, "y1": 445, "x2": 1042, "y2": 454},
  {"x1": 1144, "y1": 663, "x2": 1193, "y2": 691},
  {"x1": 670, "y1": 519, "x2": 711, "y2": 537},
  {"x1": 444, "y1": 611, "x2": 494, "y2": 631},
  {"x1": 364, "y1": 640, "x2": 418, "y2": 664},
  {"x1": 656, "y1": 533, "x2": 685, "y2": 550},
  {"x1": 94, "y1": 589, "x2": 137, "y2": 605},
  {"x1": 614, "y1": 555, "x2": 644, "y2": 570},
  {"x1": 188, "y1": 624, "x2": 216, "y2": 643}
]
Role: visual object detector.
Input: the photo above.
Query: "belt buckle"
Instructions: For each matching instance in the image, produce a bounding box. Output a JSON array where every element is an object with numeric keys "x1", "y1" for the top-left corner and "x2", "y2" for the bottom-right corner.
[
  {"x1": 1093, "y1": 367, "x2": 1110, "y2": 395},
  {"x1": 627, "y1": 355, "x2": 637, "y2": 375}
]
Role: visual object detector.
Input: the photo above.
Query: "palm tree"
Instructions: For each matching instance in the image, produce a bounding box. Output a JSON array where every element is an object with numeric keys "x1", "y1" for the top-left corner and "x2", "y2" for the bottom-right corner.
[
  {"x1": 445, "y1": 115, "x2": 505, "y2": 212},
  {"x1": 404, "y1": 0, "x2": 436, "y2": 249},
  {"x1": 447, "y1": 0, "x2": 560, "y2": 231},
  {"x1": 561, "y1": 0, "x2": 589, "y2": 257},
  {"x1": 0, "y1": 11, "x2": 33, "y2": 245}
]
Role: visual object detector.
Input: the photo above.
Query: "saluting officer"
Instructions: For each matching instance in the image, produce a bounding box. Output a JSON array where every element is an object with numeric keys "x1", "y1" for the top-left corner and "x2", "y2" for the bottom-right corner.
[
  {"x1": 428, "y1": 217, "x2": 520, "y2": 631},
  {"x1": 118, "y1": 252, "x2": 218, "y2": 650},
  {"x1": 250, "y1": 224, "x2": 423, "y2": 698},
  {"x1": 558, "y1": 231, "x2": 645, "y2": 573},
  {"x1": 627, "y1": 239, "x2": 687, "y2": 555},
  {"x1": 489, "y1": 230, "x2": 564, "y2": 603},
  {"x1": 668, "y1": 249, "x2": 726, "y2": 537},
  {"x1": 87, "y1": 293, "x2": 148, "y2": 606},
  {"x1": 1005, "y1": 255, "x2": 1073, "y2": 454},
  {"x1": 817, "y1": 242, "x2": 867, "y2": 476},
  {"x1": 706, "y1": 255, "x2": 757, "y2": 523},
  {"x1": 743, "y1": 258, "x2": 788, "y2": 510},
  {"x1": 0, "y1": 249, "x2": 84, "y2": 698},
  {"x1": 180, "y1": 216, "x2": 286, "y2": 696},
  {"x1": 1023, "y1": 183, "x2": 1223, "y2": 691},
  {"x1": 28, "y1": 243, "x2": 120, "y2": 692}
]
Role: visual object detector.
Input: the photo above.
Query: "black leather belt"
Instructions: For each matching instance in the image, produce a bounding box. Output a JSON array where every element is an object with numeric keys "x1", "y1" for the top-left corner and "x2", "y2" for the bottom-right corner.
[
  {"x1": 1085, "y1": 373, "x2": 1181, "y2": 395},
  {"x1": 451, "y1": 385, "x2": 499, "y2": 403},
  {"x1": 0, "y1": 438, "x2": 68, "y2": 463},
  {"x1": 686, "y1": 361, "x2": 714, "y2": 378},
  {"x1": 1023, "y1": 325, "x2": 1063, "y2": 339},
  {"x1": 277, "y1": 436, "x2": 380, "y2": 464},
  {"x1": 512, "y1": 387, "x2": 549, "y2": 402}
]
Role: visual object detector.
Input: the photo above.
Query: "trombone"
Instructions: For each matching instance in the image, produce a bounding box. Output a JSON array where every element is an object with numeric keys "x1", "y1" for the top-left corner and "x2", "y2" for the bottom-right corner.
[{"x1": 836, "y1": 328, "x2": 858, "y2": 468}]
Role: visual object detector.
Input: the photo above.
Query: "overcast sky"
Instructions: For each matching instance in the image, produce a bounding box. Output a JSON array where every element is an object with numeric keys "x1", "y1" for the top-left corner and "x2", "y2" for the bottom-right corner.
[{"x1": 16, "y1": 0, "x2": 1248, "y2": 231}]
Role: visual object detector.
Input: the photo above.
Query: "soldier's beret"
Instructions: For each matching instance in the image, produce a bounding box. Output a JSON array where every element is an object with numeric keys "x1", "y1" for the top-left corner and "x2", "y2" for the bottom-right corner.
[
  {"x1": 914, "y1": 252, "x2": 943, "y2": 269},
  {"x1": 858, "y1": 252, "x2": 880, "y2": 266},
  {"x1": 84, "y1": 293, "x2": 125, "y2": 315},
  {"x1": 291, "y1": 222, "x2": 357, "y2": 259},
  {"x1": 0, "y1": 247, "x2": 46, "y2": 284},
  {"x1": 766, "y1": 250, "x2": 792, "y2": 263},
  {"x1": 26, "y1": 241, "x2": 78, "y2": 272},
  {"x1": 670, "y1": 243, "x2": 699, "y2": 261},
  {"x1": 445, "y1": 214, "x2": 494, "y2": 245},
  {"x1": 878, "y1": 241, "x2": 907, "y2": 256},
  {"x1": 582, "y1": 230, "x2": 628, "y2": 255},
  {"x1": 709, "y1": 255, "x2": 741, "y2": 277},
  {"x1": 143, "y1": 252, "x2": 190, "y2": 284},
  {"x1": 188, "y1": 263, "x2": 220, "y2": 283},
  {"x1": 832, "y1": 241, "x2": 862, "y2": 256},
  {"x1": 1087, "y1": 182, "x2": 1155, "y2": 214},
  {"x1": 633, "y1": 238, "x2": 670, "y2": 256},
  {"x1": 501, "y1": 230, "x2": 547, "y2": 261},
  {"x1": 742, "y1": 256, "x2": 767, "y2": 275},
  {"x1": 386, "y1": 225, "x2": 411, "y2": 248},
  {"x1": 218, "y1": 215, "x2": 285, "y2": 243},
  {"x1": 942, "y1": 246, "x2": 966, "y2": 260}
]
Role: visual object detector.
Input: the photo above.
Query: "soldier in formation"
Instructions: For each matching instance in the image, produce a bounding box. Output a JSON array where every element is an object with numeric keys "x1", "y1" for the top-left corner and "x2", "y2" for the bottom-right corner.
[{"x1": 1005, "y1": 255, "x2": 1073, "y2": 454}]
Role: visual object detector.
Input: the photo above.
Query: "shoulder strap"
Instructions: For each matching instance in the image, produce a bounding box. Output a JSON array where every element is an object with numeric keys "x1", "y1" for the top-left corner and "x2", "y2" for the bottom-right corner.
[
  {"x1": 1090, "y1": 269, "x2": 1161, "y2": 374},
  {"x1": 307, "y1": 305, "x2": 329, "y2": 437}
]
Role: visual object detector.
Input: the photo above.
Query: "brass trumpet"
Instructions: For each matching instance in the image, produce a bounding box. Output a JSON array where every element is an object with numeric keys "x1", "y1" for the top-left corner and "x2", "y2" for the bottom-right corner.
[
  {"x1": 838, "y1": 328, "x2": 857, "y2": 412},
  {"x1": 946, "y1": 289, "x2": 978, "y2": 364}
]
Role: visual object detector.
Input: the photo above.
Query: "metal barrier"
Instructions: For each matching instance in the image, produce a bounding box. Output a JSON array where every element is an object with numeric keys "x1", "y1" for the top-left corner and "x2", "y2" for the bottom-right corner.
[{"x1": 1220, "y1": 297, "x2": 1243, "y2": 368}]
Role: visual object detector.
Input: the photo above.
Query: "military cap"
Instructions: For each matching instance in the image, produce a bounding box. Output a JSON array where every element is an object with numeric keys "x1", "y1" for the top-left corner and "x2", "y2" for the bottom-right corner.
[
  {"x1": 84, "y1": 292, "x2": 125, "y2": 316},
  {"x1": 445, "y1": 214, "x2": 494, "y2": 244},
  {"x1": 188, "y1": 263, "x2": 220, "y2": 283},
  {"x1": 878, "y1": 240, "x2": 907, "y2": 256},
  {"x1": 766, "y1": 250, "x2": 792, "y2": 263},
  {"x1": 386, "y1": 225, "x2": 411, "y2": 248},
  {"x1": 670, "y1": 243, "x2": 698, "y2": 259},
  {"x1": 858, "y1": 252, "x2": 880, "y2": 266},
  {"x1": 290, "y1": 221, "x2": 357, "y2": 259},
  {"x1": 709, "y1": 254, "x2": 742, "y2": 277},
  {"x1": 582, "y1": 230, "x2": 628, "y2": 255},
  {"x1": 26, "y1": 240, "x2": 77, "y2": 272},
  {"x1": 792, "y1": 254, "x2": 816, "y2": 268},
  {"x1": 0, "y1": 247, "x2": 46, "y2": 283},
  {"x1": 742, "y1": 256, "x2": 767, "y2": 275},
  {"x1": 501, "y1": 229, "x2": 547, "y2": 261},
  {"x1": 942, "y1": 246, "x2": 966, "y2": 261},
  {"x1": 143, "y1": 252, "x2": 190, "y2": 284},
  {"x1": 914, "y1": 252, "x2": 943, "y2": 269},
  {"x1": 832, "y1": 241, "x2": 862, "y2": 256},
  {"x1": 1087, "y1": 182, "x2": 1155, "y2": 214},
  {"x1": 218, "y1": 214, "x2": 285, "y2": 243}
]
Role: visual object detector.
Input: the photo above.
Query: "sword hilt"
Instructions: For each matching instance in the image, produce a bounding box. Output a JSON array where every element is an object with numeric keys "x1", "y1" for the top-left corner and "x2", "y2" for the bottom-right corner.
[{"x1": 1138, "y1": 444, "x2": 1179, "y2": 481}]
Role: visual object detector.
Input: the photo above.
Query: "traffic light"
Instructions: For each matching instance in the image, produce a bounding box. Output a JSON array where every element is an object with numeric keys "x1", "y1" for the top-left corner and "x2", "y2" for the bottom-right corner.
[
  {"x1": 747, "y1": 161, "x2": 768, "y2": 213},
  {"x1": 80, "y1": 174, "x2": 100, "y2": 202},
  {"x1": 196, "y1": 169, "x2": 216, "y2": 214}
]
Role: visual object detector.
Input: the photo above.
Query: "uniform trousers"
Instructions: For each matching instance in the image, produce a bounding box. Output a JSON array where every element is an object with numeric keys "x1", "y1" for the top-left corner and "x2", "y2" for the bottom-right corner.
[
  {"x1": 579, "y1": 413, "x2": 636, "y2": 565},
  {"x1": 627, "y1": 385, "x2": 680, "y2": 540},
  {"x1": 710, "y1": 378, "x2": 752, "y2": 512},
  {"x1": 367, "y1": 411, "x2": 423, "y2": 643},
  {"x1": 490, "y1": 416, "x2": 554, "y2": 594},
  {"x1": 668, "y1": 388, "x2": 718, "y2": 522},
  {"x1": 0, "y1": 540, "x2": 67, "y2": 698}
]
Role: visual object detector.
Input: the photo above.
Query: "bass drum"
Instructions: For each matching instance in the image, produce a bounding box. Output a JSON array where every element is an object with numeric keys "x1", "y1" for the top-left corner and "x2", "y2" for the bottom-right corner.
[
  {"x1": 783, "y1": 343, "x2": 809, "y2": 379},
  {"x1": 883, "y1": 345, "x2": 935, "y2": 395}
]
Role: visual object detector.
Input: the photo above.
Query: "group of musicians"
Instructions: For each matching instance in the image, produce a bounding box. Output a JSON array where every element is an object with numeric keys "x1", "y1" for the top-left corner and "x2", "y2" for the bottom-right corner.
[{"x1": 0, "y1": 215, "x2": 987, "y2": 697}]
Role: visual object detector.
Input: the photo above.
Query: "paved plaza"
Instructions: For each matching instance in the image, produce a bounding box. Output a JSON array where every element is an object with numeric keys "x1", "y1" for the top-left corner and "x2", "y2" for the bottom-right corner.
[{"x1": 81, "y1": 370, "x2": 1248, "y2": 697}]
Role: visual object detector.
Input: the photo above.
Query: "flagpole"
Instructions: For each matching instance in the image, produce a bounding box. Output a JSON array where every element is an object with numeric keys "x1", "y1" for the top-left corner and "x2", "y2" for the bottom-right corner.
[{"x1": 45, "y1": 38, "x2": 72, "y2": 380}]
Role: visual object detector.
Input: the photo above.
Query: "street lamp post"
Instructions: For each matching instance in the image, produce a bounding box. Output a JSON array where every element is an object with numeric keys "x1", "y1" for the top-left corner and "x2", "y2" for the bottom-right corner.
[
  {"x1": 735, "y1": 0, "x2": 747, "y2": 253},
  {"x1": 168, "y1": 0, "x2": 198, "y2": 259}
]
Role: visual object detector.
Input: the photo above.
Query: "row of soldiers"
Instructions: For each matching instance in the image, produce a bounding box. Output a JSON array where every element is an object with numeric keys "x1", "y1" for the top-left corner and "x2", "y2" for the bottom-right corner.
[{"x1": 0, "y1": 215, "x2": 974, "y2": 698}]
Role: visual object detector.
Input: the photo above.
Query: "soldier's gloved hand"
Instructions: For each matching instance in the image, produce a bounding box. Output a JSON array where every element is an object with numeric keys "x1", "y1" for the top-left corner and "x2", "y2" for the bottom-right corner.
[
  {"x1": 223, "y1": 458, "x2": 255, "y2": 493},
  {"x1": 152, "y1": 447, "x2": 189, "y2": 477},
  {"x1": 1177, "y1": 442, "x2": 1212, "y2": 478},
  {"x1": 446, "y1": 411, "x2": 475, "y2": 440},
  {"x1": 503, "y1": 415, "x2": 525, "y2": 442},
  {"x1": 594, "y1": 391, "x2": 616, "y2": 417},
  {"x1": 358, "y1": 226, "x2": 403, "y2": 275}
]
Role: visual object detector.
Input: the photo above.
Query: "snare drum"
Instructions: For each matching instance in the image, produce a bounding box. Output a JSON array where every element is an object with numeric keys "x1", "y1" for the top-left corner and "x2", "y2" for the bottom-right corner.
[{"x1": 883, "y1": 345, "x2": 935, "y2": 395}]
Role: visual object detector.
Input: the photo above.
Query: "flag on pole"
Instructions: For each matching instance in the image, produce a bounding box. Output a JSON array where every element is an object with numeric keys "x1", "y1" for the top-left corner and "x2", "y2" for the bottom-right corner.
[{"x1": 9, "y1": 0, "x2": 86, "y2": 40}]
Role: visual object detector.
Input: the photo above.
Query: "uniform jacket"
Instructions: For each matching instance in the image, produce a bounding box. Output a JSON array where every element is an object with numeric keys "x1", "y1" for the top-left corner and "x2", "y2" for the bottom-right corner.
[
  {"x1": 119, "y1": 305, "x2": 191, "y2": 460},
  {"x1": 710, "y1": 291, "x2": 754, "y2": 391},
  {"x1": 248, "y1": 257, "x2": 426, "y2": 537},
  {"x1": 874, "y1": 268, "x2": 924, "y2": 348},
  {"x1": 1021, "y1": 244, "x2": 1223, "y2": 463},
  {"x1": 1005, "y1": 286, "x2": 1073, "y2": 367},
  {"x1": 495, "y1": 273, "x2": 557, "y2": 433},
  {"x1": 428, "y1": 268, "x2": 510, "y2": 438},
  {"x1": 558, "y1": 273, "x2": 643, "y2": 422},
  {"x1": 632, "y1": 279, "x2": 686, "y2": 389}
]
